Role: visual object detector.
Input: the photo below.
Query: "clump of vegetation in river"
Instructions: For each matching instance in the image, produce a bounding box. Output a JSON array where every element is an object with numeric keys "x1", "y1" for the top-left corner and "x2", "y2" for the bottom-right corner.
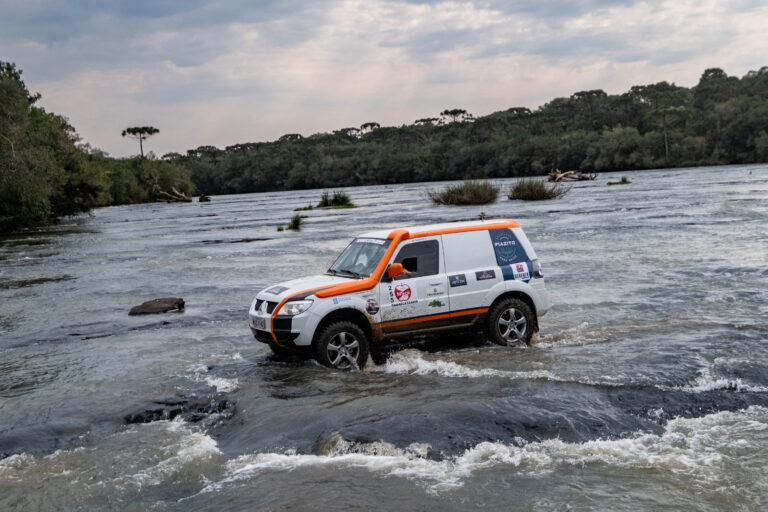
[
  {"x1": 508, "y1": 179, "x2": 570, "y2": 200},
  {"x1": 428, "y1": 181, "x2": 499, "y2": 205},
  {"x1": 317, "y1": 190, "x2": 355, "y2": 208},
  {"x1": 0, "y1": 61, "x2": 194, "y2": 233},
  {"x1": 293, "y1": 203, "x2": 313, "y2": 211},
  {"x1": 607, "y1": 176, "x2": 632, "y2": 185},
  {"x1": 285, "y1": 214, "x2": 303, "y2": 230}
]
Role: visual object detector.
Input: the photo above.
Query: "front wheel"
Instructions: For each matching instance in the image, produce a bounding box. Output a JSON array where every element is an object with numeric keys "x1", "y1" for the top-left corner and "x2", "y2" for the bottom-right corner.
[
  {"x1": 486, "y1": 298, "x2": 534, "y2": 346},
  {"x1": 313, "y1": 321, "x2": 369, "y2": 370}
]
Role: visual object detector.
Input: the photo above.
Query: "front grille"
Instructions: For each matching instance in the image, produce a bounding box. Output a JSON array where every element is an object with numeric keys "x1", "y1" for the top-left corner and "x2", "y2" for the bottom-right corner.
[{"x1": 266, "y1": 301, "x2": 278, "y2": 314}]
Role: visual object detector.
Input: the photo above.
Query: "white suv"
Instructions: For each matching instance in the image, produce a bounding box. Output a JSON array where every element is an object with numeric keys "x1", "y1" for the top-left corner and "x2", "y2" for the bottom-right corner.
[{"x1": 249, "y1": 219, "x2": 550, "y2": 369}]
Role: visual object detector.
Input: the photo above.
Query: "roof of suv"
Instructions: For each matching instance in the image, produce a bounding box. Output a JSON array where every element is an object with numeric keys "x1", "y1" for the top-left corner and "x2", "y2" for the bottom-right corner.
[{"x1": 358, "y1": 218, "x2": 520, "y2": 240}]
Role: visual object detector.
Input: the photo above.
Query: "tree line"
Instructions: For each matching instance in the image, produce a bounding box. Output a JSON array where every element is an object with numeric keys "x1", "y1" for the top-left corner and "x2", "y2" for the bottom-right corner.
[
  {"x1": 168, "y1": 66, "x2": 768, "y2": 195},
  {"x1": 3, "y1": 62, "x2": 767, "y2": 232},
  {"x1": 0, "y1": 61, "x2": 194, "y2": 233}
]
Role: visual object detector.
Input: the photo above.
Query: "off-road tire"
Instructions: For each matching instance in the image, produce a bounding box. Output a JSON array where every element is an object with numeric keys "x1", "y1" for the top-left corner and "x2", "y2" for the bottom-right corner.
[
  {"x1": 486, "y1": 297, "x2": 534, "y2": 346},
  {"x1": 313, "y1": 320, "x2": 369, "y2": 370}
]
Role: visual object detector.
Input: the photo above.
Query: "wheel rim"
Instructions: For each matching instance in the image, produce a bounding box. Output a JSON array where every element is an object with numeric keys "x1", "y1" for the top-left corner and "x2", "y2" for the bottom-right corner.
[
  {"x1": 326, "y1": 331, "x2": 360, "y2": 369},
  {"x1": 497, "y1": 307, "x2": 527, "y2": 344}
]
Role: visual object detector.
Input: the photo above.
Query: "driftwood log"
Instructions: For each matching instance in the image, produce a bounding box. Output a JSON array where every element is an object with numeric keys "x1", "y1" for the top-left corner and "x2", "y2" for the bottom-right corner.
[
  {"x1": 158, "y1": 187, "x2": 192, "y2": 202},
  {"x1": 548, "y1": 169, "x2": 597, "y2": 182}
]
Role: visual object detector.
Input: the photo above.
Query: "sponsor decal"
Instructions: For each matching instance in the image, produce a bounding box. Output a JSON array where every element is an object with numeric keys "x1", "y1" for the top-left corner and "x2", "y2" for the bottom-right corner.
[
  {"x1": 265, "y1": 285, "x2": 289, "y2": 295},
  {"x1": 428, "y1": 299, "x2": 445, "y2": 308},
  {"x1": 427, "y1": 287, "x2": 442, "y2": 297},
  {"x1": 356, "y1": 238, "x2": 386, "y2": 245},
  {"x1": 489, "y1": 229, "x2": 522, "y2": 266},
  {"x1": 512, "y1": 262, "x2": 530, "y2": 281},
  {"x1": 394, "y1": 283, "x2": 411, "y2": 301},
  {"x1": 449, "y1": 274, "x2": 467, "y2": 287},
  {"x1": 475, "y1": 269, "x2": 496, "y2": 281},
  {"x1": 388, "y1": 281, "x2": 418, "y2": 306},
  {"x1": 332, "y1": 296, "x2": 352, "y2": 305},
  {"x1": 365, "y1": 298, "x2": 380, "y2": 315}
]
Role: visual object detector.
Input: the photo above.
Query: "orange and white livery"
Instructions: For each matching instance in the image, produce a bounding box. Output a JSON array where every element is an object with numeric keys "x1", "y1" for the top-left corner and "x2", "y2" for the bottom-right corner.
[{"x1": 248, "y1": 219, "x2": 550, "y2": 369}]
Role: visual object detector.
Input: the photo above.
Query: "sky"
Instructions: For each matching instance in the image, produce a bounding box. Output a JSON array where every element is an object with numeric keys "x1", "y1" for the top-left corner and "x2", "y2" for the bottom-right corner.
[{"x1": 1, "y1": 0, "x2": 767, "y2": 157}]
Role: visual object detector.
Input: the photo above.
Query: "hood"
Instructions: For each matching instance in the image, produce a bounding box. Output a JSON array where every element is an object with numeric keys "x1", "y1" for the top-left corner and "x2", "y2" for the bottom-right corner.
[{"x1": 256, "y1": 274, "x2": 357, "y2": 303}]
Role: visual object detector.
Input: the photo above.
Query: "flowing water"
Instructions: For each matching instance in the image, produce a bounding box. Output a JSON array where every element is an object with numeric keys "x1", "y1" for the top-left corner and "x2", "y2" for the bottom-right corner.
[{"x1": 1, "y1": 165, "x2": 767, "y2": 511}]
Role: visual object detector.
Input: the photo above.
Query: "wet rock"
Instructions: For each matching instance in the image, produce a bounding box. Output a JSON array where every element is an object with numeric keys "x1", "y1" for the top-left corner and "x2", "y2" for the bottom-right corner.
[
  {"x1": 199, "y1": 194, "x2": 211, "y2": 202},
  {"x1": 129, "y1": 297, "x2": 184, "y2": 315},
  {"x1": 124, "y1": 397, "x2": 235, "y2": 424}
]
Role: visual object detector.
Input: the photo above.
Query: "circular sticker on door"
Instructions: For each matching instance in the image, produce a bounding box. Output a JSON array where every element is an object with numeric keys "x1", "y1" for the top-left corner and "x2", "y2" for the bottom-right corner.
[{"x1": 394, "y1": 283, "x2": 412, "y2": 302}]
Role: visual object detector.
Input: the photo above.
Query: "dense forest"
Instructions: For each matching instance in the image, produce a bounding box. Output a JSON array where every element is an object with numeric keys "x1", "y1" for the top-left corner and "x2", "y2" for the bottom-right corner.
[
  {"x1": 0, "y1": 62, "x2": 194, "y2": 233},
  {"x1": 169, "y1": 66, "x2": 768, "y2": 194},
  {"x1": 2, "y1": 61, "x2": 767, "y2": 232}
]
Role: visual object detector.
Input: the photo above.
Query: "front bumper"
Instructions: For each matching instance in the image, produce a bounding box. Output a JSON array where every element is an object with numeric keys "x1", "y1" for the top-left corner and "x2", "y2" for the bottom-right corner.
[{"x1": 248, "y1": 305, "x2": 311, "y2": 347}]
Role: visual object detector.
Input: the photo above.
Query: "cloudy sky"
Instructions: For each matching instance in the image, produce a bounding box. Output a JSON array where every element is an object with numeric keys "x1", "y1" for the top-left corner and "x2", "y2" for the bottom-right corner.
[{"x1": 2, "y1": 0, "x2": 767, "y2": 157}]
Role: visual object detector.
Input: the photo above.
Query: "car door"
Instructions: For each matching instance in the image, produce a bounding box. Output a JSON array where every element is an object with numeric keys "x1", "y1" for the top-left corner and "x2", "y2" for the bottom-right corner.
[
  {"x1": 442, "y1": 230, "x2": 500, "y2": 322},
  {"x1": 377, "y1": 237, "x2": 450, "y2": 333}
]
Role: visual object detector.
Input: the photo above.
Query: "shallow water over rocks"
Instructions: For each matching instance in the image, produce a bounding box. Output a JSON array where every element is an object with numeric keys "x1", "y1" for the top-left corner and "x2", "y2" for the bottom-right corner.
[{"x1": 1, "y1": 165, "x2": 767, "y2": 510}]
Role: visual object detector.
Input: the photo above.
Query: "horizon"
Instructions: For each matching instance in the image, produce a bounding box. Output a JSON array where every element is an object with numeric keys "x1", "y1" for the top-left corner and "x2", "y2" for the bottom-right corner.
[{"x1": 2, "y1": 0, "x2": 767, "y2": 157}]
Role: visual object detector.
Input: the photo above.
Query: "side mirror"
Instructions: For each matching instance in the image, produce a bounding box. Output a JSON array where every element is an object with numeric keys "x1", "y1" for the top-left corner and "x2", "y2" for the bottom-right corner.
[{"x1": 387, "y1": 263, "x2": 404, "y2": 279}]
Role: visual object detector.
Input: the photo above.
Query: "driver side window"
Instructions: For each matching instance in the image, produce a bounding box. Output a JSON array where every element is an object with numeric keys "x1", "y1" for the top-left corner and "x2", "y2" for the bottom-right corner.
[{"x1": 392, "y1": 240, "x2": 439, "y2": 279}]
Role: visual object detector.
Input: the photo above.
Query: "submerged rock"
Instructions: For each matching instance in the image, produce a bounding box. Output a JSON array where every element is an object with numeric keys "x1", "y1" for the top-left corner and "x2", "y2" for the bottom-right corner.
[
  {"x1": 124, "y1": 397, "x2": 234, "y2": 424},
  {"x1": 129, "y1": 297, "x2": 185, "y2": 315}
]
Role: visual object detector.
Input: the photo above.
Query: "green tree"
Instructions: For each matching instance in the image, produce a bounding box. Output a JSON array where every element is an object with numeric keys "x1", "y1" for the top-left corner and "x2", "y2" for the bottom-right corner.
[{"x1": 121, "y1": 126, "x2": 159, "y2": 158}]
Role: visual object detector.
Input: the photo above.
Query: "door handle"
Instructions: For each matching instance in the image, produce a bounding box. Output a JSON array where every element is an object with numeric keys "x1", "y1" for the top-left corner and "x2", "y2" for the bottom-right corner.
[{"x1": 428, "y1": 282, "x2": 443, "y2": 286}]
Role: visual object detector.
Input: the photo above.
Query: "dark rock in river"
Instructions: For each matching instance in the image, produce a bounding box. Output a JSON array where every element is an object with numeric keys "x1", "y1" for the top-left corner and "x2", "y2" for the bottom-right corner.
[
  {"x1": 129, "y1": 297, "x2": 185, "y2": 315},
  {"x1": 199, "y1": 194, "x2": 211, "y2": 202},
  {"x1": 124, "y1": 397, "x2": 235, "y2": 424}
]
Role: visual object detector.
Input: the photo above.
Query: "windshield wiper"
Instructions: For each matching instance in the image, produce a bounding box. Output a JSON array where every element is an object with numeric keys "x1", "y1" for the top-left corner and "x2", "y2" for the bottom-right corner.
[
  {"x1": 336, "y1": 268, "x2": 363, "y2": 278},
  {"x1": 326, "y1": 268, "x2": 362, "y2": 278}
]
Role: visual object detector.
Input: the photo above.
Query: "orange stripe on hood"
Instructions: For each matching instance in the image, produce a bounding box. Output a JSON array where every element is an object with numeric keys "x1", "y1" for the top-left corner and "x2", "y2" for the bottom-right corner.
[{"x1": 314, "y1": 229, "x2": 410, "y2": 299}]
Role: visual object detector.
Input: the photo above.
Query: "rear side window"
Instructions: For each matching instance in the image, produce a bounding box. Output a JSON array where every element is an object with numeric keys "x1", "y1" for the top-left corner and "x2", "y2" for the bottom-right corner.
[{"x1": 391, "y1": 240, "x2": 439, "y2": 279}]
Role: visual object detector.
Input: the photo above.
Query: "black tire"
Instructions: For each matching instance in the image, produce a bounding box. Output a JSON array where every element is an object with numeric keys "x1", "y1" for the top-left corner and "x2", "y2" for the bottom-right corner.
[
  {"x1": 486, "y1": 297, "x2": 534, "y2": 346},
  {"x1": 313, "y1": 320, "x2": 370, "y2": 370}
]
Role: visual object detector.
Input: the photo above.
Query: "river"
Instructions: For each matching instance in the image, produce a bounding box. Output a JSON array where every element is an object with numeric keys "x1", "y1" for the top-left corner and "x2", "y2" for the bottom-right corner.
[{"x1": 1, "y1": 165, "x2": 767, "y2": 511}]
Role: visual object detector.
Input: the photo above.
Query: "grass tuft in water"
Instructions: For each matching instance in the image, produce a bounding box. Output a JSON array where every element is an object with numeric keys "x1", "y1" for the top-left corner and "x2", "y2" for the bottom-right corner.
[
  {"x1": 317, "y1": 190, "x2": 355, "y2": 208},
  {"x1": 508, "y1": 179, "x2": 570, "y2": 201},
  {"x1": 428, "y1": 180, "x2": 499, "y2": 205},
  {"x1": 607, "y1": 176, "x2": 632, "y2": 186}
]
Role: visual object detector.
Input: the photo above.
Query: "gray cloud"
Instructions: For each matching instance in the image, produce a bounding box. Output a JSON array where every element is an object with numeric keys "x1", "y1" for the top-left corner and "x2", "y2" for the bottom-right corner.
[{"x1": 1, "y1": 0, "x2": 766, "y2": 156}]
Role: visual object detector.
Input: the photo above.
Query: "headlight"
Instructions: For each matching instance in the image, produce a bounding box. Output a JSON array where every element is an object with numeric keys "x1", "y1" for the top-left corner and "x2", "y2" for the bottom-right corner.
[{"x1": 277, "y1": 300, "x2": 313, "y2": 316}]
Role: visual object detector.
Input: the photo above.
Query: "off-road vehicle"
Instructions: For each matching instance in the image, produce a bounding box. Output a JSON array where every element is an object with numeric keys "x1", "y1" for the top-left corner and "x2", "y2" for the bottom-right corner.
[{"x1": 249, "y1": 219, "x2": 550, "y2": 369}]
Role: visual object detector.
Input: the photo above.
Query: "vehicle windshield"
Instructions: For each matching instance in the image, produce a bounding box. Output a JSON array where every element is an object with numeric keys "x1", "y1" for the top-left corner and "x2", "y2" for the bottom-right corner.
[{"x1": 328, "y1": 238, "x2": 391, "y2": 278}]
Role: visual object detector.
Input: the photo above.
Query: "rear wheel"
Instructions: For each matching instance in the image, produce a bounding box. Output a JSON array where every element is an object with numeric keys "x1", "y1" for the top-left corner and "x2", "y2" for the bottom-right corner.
[
  {"x1": 313, "y1": 321, "x2": 369, "y2": 370},
  {"x1": 486, "y1": 297, "x2": 534, "y2": 346}
]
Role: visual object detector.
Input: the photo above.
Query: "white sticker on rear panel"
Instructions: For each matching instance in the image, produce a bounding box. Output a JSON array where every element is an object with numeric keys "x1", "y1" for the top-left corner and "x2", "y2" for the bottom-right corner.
[{"x1": 512, "y1": 262, "x2": 530, "y2": 281}]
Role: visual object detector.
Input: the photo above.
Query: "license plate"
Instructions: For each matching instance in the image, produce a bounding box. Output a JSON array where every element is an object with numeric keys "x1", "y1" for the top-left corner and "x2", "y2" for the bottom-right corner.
[{"x1": 255, "y1": 317, "x2": 266, "y2": 330}]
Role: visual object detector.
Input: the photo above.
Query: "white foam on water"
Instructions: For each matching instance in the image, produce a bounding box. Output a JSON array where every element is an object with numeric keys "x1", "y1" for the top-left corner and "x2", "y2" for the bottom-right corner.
[
  {"x1": 375, "y1": 349, "x2": 627, "y2": 387},
  {"x1": 536, "y1": 321, "x2": 609, "y2": 348},
  {"x1": 377, "y1": 349, "x2": 557, "y2": 380},
  {"x1": 197, "y1": 406, "x2": 768, "y2": 495},
  {"x1": 669, "y1": 362, "x2": 768, "y2": 393},
  {"x1": 189, "y1": 363, "x2": 239, "y2": 392},
  {"x1": 117, "y1": 420, "x2": 224, "y2": 488},
  {"x1": 0, "y1": 420, "x2": 223, "y2": 504}
]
